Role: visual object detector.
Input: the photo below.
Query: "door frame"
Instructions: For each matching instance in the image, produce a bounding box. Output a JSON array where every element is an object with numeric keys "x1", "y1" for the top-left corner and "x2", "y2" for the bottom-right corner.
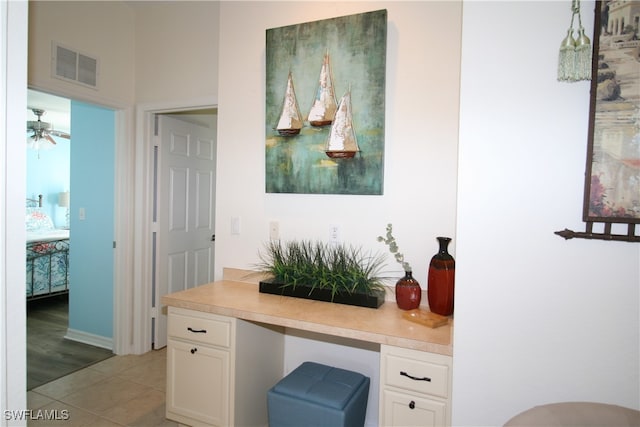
[
  {"x1": 133, "y1": 99, "x2": 218, "y2": 354},
  {"x1": 2, "y1": 0, "x2": 28, "y2": 414},
  {"x1": 23, "y1": 87, "x2": 132, "y2": 356}
]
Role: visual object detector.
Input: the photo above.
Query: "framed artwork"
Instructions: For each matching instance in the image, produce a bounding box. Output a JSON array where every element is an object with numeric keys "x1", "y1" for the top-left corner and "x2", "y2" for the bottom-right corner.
[
  {"x1": 583, "y1": 1, "x2": 639, "y2": 225},
  {"x1": 265, "y1": 10, "x2": 387, "y2": 195}
]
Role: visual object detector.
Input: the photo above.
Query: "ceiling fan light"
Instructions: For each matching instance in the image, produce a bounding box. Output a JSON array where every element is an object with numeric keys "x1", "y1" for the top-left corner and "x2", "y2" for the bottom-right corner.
[
  {"x1": 26, "y1": 108, "x2": 69, "y2": 148},
  {"x1": 26, "y1": 135, "x2": 55, "y2": 151}
]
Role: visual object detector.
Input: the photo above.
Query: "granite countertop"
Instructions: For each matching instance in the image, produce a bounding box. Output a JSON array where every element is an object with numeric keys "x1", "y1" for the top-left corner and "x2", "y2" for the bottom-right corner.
[{"x1": 161, "y1": 269, "x2": 453, "y2": 356}]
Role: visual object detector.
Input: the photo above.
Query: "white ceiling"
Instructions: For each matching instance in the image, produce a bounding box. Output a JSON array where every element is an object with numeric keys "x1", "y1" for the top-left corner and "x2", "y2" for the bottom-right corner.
[{"x1": 27, "y1": 89, "x2": 71, "y2": 133}]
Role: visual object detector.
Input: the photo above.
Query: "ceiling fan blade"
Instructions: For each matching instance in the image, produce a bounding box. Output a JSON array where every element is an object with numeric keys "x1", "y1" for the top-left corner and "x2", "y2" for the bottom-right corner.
[
  {"x1": 26, "y1": 109, "x2": 70, "y2": 143},
  {"x1": 48, "y1": 130, "x2": 71, "y2": 139}
]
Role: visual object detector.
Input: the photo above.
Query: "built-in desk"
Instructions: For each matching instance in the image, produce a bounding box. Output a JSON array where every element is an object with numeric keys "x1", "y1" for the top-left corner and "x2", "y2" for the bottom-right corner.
[{"x1": 162, "y1": 269, "x2": 453, "y2": 426}]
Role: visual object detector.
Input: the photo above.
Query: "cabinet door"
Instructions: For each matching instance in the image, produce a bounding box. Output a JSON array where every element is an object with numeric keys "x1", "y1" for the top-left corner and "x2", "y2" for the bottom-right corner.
[
  {"x1": 381, "y1": 389, "x2": 447, "y2": 427},
  {"x1": 166, "y1": 338, "x2": 230, "y2": 426}
]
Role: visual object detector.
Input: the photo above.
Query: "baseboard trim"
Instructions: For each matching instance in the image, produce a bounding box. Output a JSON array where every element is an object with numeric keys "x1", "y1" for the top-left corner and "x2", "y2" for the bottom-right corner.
[{"x1": 65, "y1": 328, "x2": 113, "y2": 351}]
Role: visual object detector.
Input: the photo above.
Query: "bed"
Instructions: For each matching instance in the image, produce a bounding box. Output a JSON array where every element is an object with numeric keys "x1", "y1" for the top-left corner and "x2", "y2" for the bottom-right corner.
[{"x1": 26, "y1": 196, "x2": 70, "y2": 300}]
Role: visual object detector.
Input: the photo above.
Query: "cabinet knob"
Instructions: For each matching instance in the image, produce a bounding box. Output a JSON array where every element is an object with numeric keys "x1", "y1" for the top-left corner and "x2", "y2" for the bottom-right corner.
[
  {"x1": 409, "y1": 400, "x2": 415, "y2": 410},
  {"x1": 190, "y1": 348, "x2": 198, "y2": 354}
]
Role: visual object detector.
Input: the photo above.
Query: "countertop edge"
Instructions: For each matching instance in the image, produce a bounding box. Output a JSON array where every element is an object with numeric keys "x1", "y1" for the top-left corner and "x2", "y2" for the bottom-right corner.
[{"x1": 162, "y1": 280, "x2": 453, "y2": 357}]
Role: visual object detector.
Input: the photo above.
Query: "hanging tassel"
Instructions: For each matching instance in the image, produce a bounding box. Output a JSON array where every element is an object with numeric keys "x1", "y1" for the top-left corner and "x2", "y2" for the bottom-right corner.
[
  {"x1": 557, "y1": 0, "x2": 592, "y2": 82},
  {"x1": 558, "y1": 28, "x2": 577, "y2": 82},
  {"x1": 574, "y1": 27, "x2": 592, "y2": 81}
]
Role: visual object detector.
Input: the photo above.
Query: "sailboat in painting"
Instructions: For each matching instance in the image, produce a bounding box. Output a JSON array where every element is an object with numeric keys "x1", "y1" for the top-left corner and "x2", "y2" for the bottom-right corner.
[
  {"x1": 325, "y1": 87, "x2": 359, "y2": 158},
  {"x1": 307, "y1": 51, "x2": 338, "y2": 127},
  {"x1": 276, "y1": 71, "x2": 303, "y2": 136}
]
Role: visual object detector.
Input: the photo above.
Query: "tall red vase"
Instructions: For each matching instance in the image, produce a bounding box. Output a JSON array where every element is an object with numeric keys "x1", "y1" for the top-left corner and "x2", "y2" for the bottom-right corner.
[
  {"x1": 427, "y1": 237, "x2": 455, "y2": 316},
  {"x1": 395, "y1": 271, "x2": 421, "y2": 310}
]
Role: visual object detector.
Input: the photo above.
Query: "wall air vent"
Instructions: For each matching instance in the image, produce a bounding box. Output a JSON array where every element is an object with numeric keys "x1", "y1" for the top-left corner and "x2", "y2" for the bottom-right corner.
[{"x1": 52, "y1": 42, "x2": 99, "y2": 89}]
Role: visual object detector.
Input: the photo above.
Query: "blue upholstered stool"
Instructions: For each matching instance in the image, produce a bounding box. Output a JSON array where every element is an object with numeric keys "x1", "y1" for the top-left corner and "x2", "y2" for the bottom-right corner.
[{"x1": 267, "y1": 361, "x2": 370, "y2": 427}]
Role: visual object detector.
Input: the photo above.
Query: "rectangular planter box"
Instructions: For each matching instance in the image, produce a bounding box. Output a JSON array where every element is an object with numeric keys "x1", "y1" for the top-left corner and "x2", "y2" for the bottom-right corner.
[{"x1": 259, "y1": 279, "x2": 385, "y2": 309}]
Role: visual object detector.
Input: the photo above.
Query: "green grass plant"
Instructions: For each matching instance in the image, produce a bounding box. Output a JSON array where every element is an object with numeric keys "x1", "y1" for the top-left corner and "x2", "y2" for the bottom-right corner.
[{"x1": 257, "y1": 240, "x2": 386, "y2": 299}]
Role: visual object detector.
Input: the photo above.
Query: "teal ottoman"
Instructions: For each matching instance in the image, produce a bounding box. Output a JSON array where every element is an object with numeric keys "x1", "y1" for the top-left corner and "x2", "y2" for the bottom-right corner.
[{"x1": 267, "y1": 361, "x2": 370, "y2": 427}]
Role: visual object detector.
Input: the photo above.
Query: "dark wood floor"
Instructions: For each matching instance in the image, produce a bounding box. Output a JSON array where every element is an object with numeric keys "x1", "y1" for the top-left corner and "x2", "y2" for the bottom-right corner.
[{"x1": 27, "y1": 294, "x2": 114, "y2": 390}]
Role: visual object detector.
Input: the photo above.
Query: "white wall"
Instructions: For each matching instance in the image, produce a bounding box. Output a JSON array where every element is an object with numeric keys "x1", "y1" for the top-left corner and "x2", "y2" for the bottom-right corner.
[
  {"x1": 132, "y1": 1, "x2": 219, "y2": 105},
  {"x1": 454, "y1": 1, "x2": 639, "y2": 425},
  {"x1": 216, "y1": 3, "x2": 462, "y2": 425},
  {"x1": 217, "y1": 1, "x2": 639, "y2": 426},
  {"x1": 27, "y1": 1, "x2": 221, "y2": 355},
  {"x1": 28, "y1": 1, "x2": 135, "y2": 107},
  {"x1": 216, "y1": 1, "x2": 462, "y2": 288}
]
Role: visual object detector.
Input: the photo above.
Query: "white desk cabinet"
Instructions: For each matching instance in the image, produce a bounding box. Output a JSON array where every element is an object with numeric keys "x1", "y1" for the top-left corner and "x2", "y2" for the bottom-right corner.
[
  {"x1": 380, "y1": 344, "x2": 453, "y2": 427},
  {"x1": 162, "y1": 276, "x2": 453, "y2": 427},
  {"x1": 166, "y1": 307, "x2": 284, "y2": 427}
]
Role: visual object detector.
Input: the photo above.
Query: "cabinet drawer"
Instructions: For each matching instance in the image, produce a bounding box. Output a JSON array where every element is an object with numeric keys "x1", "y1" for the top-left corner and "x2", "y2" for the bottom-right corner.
[
  {"x1": 168, "y1": 307, "x2": 232, "y2": 348},
  {"x1": 381, "y1": 345, "x2": 451, "y2": 399}
]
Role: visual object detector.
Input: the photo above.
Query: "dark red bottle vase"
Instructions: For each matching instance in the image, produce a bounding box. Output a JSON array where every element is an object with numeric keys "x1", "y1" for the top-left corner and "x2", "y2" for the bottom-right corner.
[
  {"x1": 395, "y1": 271, "x2": 421, "y2": 310},
  {"x1": 427, "y1": 237, "x2": 455, "y2": 316}
]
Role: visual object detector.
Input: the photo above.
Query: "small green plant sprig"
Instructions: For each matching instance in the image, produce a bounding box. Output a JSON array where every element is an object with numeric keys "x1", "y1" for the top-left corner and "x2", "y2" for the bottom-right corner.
[
  {"x1": 256, "y1": 240, "x2": 386, "y2": 299},
  {"x1": 377, "y1": 223, "x2": 411, "y2": 273}
]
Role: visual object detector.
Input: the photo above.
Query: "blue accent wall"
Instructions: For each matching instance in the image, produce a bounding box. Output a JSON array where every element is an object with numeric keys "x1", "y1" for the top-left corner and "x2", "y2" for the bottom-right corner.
[{"x1": 68, "y1": 101, "x2": 114, "y2": 340}]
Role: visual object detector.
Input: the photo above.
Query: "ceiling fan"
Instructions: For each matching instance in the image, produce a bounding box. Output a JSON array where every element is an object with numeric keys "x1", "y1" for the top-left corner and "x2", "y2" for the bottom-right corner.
[{"x1": 26, "y1": 108, "x2": 71, "y2": 146}]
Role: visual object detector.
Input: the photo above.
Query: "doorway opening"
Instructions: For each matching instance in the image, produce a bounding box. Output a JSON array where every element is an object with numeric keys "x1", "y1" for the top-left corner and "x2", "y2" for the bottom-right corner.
[
  {"x1": 26, "y1": 89, "x2": 117, "y2": 389},
  {"x1": 134, "y1": 104, "x2": 218, "y2": 353}
]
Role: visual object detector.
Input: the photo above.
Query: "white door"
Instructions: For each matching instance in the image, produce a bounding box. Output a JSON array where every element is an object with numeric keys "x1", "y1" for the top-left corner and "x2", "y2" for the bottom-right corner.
[{"x1": 154, "y1": 114, "x2": 217, "y2": 349}]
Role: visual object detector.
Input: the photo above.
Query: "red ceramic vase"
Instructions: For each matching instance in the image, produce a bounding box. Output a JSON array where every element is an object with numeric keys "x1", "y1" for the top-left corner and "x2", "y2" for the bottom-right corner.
[
  {"x1": 427, "y1": 237, "x2": 455, "y2": 316},
  {"x1": 395, "y1": 271, "x2": 421, "y2": 310}
]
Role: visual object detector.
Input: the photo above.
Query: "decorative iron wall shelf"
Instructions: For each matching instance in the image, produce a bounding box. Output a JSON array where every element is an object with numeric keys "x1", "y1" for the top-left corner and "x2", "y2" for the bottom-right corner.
[{"x1": 555, "y1": 222, "x2": 639, "y2": 242}]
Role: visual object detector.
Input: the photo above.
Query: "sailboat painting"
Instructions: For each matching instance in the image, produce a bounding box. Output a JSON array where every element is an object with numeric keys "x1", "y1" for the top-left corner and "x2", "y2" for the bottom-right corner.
[
  {"x1": 276, "y1": 72, "x2": 304, "y2": 136},
  {"x1": 325, "y1": 88, "x2": 358, "y2": 158},
  {"x1": 265, "y1": 10, "x2": 387, "y2": 195},
  {"x1": 308, "y1": 52, "x2": 338, "y2": 127}
]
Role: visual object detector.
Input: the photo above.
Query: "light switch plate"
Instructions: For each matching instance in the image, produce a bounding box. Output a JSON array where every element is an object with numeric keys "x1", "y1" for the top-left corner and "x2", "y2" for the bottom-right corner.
[{"x1": 231, "y1": 217, "x2": 241, "y2": 234}]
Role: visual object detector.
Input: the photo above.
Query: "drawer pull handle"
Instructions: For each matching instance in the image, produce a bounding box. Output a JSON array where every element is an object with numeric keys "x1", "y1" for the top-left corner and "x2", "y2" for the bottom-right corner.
[
  {"x1": 190, "y1": 348, "x2": 197, "y2": 354},
  {"x1": 409, "y1": 400, "x2": 416, "y2": 410},
  {"x1": 187, "y1": 327, "x2": 207, "y2": 334},
  {"x1": 400, "y1": 371, "x2": 431, "y2": 382}
]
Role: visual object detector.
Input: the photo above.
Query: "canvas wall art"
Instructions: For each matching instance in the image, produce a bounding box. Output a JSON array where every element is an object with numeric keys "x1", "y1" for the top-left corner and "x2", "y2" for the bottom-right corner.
[
  {"x1": 583, "y1": 1, "x2": 639, "y2": 224},
  {"x1": 265, "y1": 9, "x2": 387, "y2": 195}
]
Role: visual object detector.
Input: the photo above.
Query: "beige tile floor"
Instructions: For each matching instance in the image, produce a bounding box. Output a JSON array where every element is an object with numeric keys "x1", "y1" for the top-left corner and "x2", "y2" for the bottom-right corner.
[{"x1": 27, "y1": 348, "x2": 178, "y2": 427}]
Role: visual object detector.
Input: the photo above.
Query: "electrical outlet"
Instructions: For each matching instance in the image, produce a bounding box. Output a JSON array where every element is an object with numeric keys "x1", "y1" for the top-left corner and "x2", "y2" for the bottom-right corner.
[
  {"x1": 329, "y1": 224, "x2": 340, "y2": 243},
  {"x1": 269, "y1": 221, "x2": 280, "y2": 240},
  {"x1": 79, "y1": 207, "x2": 86, "y2": 220}
]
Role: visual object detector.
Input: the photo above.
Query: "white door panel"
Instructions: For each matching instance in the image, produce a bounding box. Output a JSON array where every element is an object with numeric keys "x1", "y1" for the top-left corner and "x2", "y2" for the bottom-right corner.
[
  {"x1": 168, "y1": 252, "x2": 188, "y2": 294},
  {"x1": 194, "y1": 247, "x2": 213, "y2": 286},
  {"x1": 169, "y1": 168, "x2": 189, "y2": 232},
  {"x1": 195, "y1": 171, "x2": 213, "y2": 229},
  {"x1": 154, "y1": 114, "x2": 217, "y2": 349}
]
